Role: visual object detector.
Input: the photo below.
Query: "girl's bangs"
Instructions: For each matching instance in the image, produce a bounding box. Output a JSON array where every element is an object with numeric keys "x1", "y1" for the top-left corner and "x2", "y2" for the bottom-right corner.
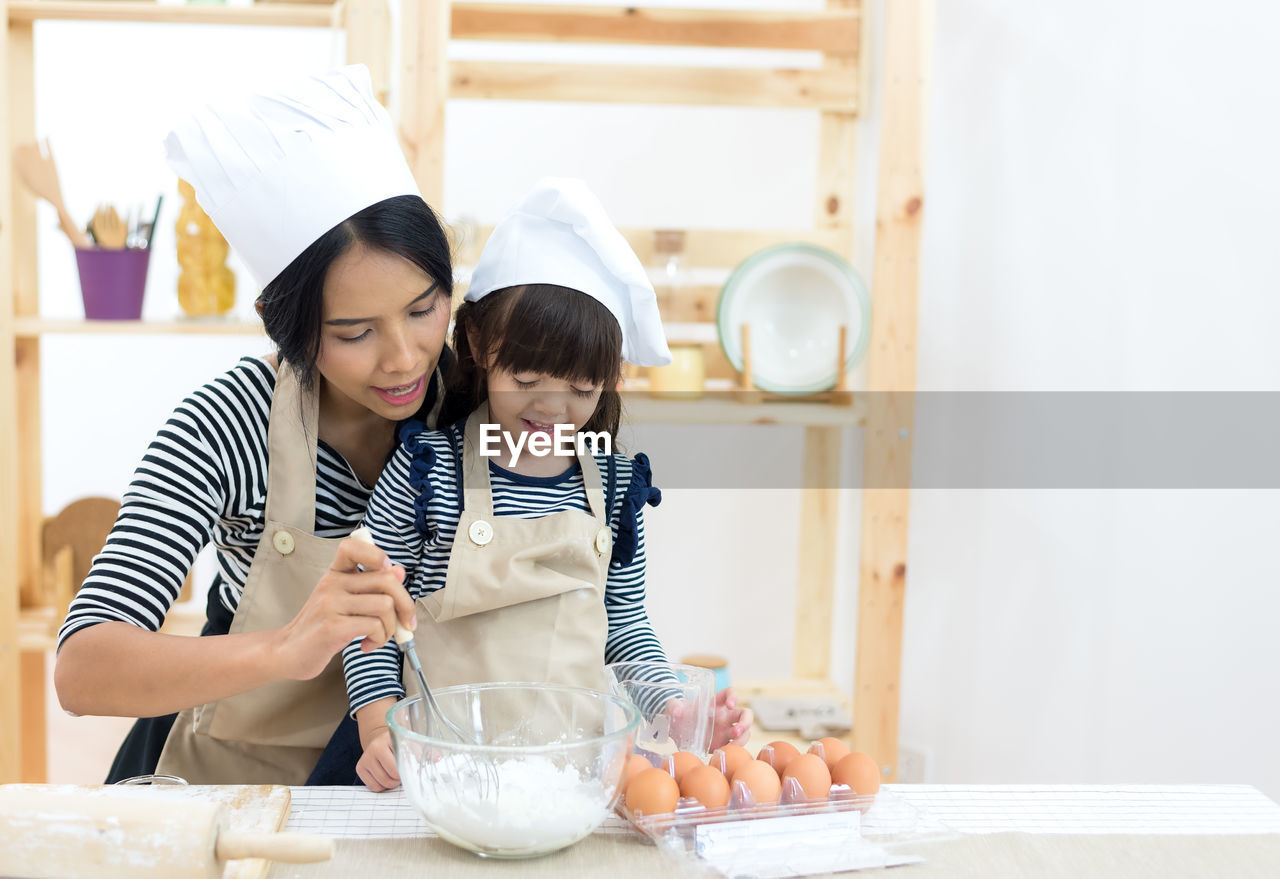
[{"x1": 487, "y1": 285, "x2": 621, "y2": 386}]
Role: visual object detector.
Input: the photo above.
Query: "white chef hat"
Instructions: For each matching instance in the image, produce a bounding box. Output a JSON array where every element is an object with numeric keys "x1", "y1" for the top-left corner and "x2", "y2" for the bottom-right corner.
[
  {"x1": 164, "y1": 65, "x2": 420, "y2": 289},
  {"x1": 466, "y1": 178, "x2": 672, "y2": 367}
]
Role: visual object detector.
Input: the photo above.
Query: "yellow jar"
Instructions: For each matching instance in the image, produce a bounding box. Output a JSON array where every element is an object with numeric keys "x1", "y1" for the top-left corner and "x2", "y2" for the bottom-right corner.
[
  {"x1": 648, "y1": 344, "x2": 706, "y2": 398},
  {"x1": 175, "y1": 179, "x2": 235, "y2": 318}
]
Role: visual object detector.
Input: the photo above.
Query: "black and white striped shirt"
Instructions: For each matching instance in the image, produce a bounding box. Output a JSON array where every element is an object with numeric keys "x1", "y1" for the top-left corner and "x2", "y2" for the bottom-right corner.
[
  {"x1": 344, "y1": 420, "x2": 667, "y2": 714},
  {"x1": 58, "y1": 356, "x2": 382, "y2": 648}
]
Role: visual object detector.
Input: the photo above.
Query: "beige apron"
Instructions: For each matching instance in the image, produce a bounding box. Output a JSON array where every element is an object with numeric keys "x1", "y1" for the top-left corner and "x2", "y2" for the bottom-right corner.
[
  {"x1": 158, "y1": 361, "x2": 441, "y2": 784},
  {"x1": 406, "y1": 405, "x2": 613, "y2": 700}
]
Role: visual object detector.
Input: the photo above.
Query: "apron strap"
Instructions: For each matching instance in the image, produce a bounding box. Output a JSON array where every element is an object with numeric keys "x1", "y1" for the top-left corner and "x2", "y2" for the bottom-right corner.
[
  {"x1": 461, "y1": 404, "x2": 610, "y2": 525},
  {"x1": 264, "y1": 360, "x2": 319, "y2": 531},
  {"x1": 461, "y1": 405, "x2": 496, "y2": 517},
  {"x1": 580, "y1": 449, "x2": 609, "y2": 525}
]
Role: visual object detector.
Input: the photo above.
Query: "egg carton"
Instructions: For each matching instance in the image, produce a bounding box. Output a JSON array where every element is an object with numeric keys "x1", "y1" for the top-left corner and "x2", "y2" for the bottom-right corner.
[{"x1": 626, "y1": 787, "x2": 952, "y2": 879}]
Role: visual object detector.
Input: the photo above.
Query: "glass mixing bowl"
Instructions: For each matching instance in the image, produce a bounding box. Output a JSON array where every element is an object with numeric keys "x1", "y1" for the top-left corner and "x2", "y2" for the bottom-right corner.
[{"x1": 387, "y1": 682, "x2": 640, "y2": 858}]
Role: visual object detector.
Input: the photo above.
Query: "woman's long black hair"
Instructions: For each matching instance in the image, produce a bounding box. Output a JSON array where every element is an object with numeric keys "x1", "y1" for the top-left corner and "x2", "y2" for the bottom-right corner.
[
  {"x1": 257, "y1": 194, "x2": 453, "y2": 393},
  {"x1": 441, "y1": 284, "x2": 623, "y2": 440}
]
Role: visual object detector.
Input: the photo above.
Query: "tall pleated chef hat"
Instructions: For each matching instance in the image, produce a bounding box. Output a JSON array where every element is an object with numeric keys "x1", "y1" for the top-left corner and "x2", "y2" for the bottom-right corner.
[
  {"x1": 466, "y1": 177, "x2": 673, "y2": 367},
  {"x1": 163, "y1": 65, "x2": 420, "y2": 290}
]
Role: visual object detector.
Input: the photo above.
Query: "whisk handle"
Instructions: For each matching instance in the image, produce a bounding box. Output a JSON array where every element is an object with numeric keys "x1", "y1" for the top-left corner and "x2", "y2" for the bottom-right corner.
[{"x1": 348, "y1": 526, "x2": 416, "y2": 646}]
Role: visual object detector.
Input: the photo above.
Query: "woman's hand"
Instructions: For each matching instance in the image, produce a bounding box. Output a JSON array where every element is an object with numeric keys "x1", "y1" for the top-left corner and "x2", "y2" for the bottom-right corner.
[
  {"x1": 710, "y1": 688, "x2": 753, "y2": 750},
  {"x1": 275, "y1": 536, "x2": 417, "y2": 681},
  {"x1": 54, "y1": 538, "x2": 417, "y2": 718}
]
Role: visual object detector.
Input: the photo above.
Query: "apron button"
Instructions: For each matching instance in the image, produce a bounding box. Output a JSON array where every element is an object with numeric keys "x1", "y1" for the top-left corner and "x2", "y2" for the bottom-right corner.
[
  {"x1": 272, "y1": 529, "x2": 295, "y2": 556},
  {"x1": 469, "y1": 520, "x2": 494, "y2": 546},
  {"x1": 594, "y1": 527, "x2": 610, "y2": 555}
]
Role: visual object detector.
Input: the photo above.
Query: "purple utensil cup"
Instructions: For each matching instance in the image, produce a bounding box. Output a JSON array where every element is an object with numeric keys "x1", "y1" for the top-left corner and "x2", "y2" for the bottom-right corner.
[{"x1": 75, "y1": 247, "x2": 150, "y2": 320}]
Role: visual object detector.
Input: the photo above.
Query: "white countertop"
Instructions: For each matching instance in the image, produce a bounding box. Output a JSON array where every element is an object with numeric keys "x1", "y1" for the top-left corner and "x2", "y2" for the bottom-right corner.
[{"x1": 287, "y1": 783, "x2": 1280, "y2": 839}]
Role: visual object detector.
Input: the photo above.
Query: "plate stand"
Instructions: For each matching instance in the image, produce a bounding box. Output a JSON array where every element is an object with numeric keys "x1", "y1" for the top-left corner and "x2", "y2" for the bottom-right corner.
[{"x1": 739, "y1": 324, "x2": 856, "y2": 405}]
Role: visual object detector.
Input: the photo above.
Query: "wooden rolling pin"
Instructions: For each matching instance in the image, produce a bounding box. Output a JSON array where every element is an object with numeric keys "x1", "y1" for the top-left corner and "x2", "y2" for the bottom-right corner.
[{"x1": 0, "y1": 788, "x2": 333, "y2": 879}]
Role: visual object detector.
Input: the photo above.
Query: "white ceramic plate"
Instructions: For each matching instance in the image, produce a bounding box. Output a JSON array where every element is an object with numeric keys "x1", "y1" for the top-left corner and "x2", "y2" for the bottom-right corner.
[{"x1": 716, "y1": 244, "x2": 871, "y2": 394}]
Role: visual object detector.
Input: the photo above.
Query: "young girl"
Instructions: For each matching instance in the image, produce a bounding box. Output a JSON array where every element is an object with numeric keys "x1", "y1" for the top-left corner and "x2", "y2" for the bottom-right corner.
[{"x1": 343, "y1": 178, "x2": 752, "y2": 790}]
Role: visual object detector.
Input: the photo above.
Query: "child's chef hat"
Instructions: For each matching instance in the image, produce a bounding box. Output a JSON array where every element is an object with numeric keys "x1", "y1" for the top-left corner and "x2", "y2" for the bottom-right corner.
[
  {"x1": 466, "y1": 178, "x2": 672, "y2": 367},
  {"x1": 164, "y1": 65, "x2": 420, "y2": 289}
]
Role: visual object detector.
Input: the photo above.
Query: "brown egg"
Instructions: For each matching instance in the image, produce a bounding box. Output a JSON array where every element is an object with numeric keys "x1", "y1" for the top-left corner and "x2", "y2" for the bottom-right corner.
[
  {"x1": 758, "y1": 740, "x2": 801, "y2": 777},
  {"x1": 831, "y1": 751, "x2": 882, "y2": 796},
  {"x1": 622, "y1": 753, "x2": 652, "y2": 792},
  {"x1": 625, "y1": 767, "x2": 680, "y2": 816},
  {"x1": 811, "y1": 736, "x2": 851, "y2": 769},
  {"x1": 782, "y1": 753, "x2": 832, "y2": 800},
  {"x1": 662, "y1": 750, "x2": 704, "y2": 784},
  {"x1": 712, "y1": 744, "x2": 752, "y2": 779},
  {"x1": 731, "y1": 759, "x2": 782, "y2": 805},
  {"x1": 680, "y1": 764, "x2": 731, "y2": 809}
]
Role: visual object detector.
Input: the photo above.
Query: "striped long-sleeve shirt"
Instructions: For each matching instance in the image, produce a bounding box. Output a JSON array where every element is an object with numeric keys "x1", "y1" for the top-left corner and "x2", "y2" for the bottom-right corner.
[
  {"x1": 343, "y1": 419, "x2": 667, "y2": 715},
  {"x1": 57, "y1": 356, "x2": 426, "y2": 649}
]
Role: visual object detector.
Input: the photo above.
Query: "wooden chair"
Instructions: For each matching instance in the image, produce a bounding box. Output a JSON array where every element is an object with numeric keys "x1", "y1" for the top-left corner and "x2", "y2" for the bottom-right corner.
[
  {"x1": 20, "y1": 497, "x2": 199, "y2": 781},
  {"x1": 19, "y1": 497, "x2": 121, "y2": 782},
  {"x1": 41, "y1": 497, "x2": 123, "y2": 622}
]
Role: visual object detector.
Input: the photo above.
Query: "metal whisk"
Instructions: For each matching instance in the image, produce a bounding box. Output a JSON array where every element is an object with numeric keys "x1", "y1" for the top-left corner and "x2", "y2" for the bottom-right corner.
[{"x1": 349, "y1": 528, "x2": 497, "y2": 797}]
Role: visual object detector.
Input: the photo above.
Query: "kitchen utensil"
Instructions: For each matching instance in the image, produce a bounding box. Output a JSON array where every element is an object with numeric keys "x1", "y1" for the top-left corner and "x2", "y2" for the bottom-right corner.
[
  {"x1": 388, "y1": 682, "x2": 640, "y2": 858},
  {"x1": 13, "y1": 138, "x2": 91, "y2": 249},
  {"x1": 0, "y1": 787, "x2": 332, "y2": 879},
  {"x1": 1, "y1": 783, "x2": 292, "y2": 879},
  {"x1": 348, "y1": 527, "x2": 496, "y2": 797},
  {"x1": 144, "y1": 192, "x2": 164, "y2": 249},
  {"x1": 126, "y1": 202, "x2": 142, "y2": 248},
  {"x1": 716, "y1": 243, "x2": 871, "y2": 395},
  {"x1": 605, "y1": 661, "x2": 716, "y2": 759},
  {"x1": 91, "y1": 203, "x2": 129, "y2": 250}
]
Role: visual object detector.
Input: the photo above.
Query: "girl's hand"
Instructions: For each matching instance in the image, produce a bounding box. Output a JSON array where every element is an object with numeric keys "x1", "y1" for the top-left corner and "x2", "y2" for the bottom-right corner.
[
  {"x1": 710, "y1": 688, "x2": 753, "y2": 750},
  {"x1": 356, "y1": 726, "x2": 401, "y2": 791},
  {"x1": 663, "y1": 687, "x2": 754, "y2": 751},
  {"x1": 274, "y1": 535, "x2": 417, "y2": 680}
]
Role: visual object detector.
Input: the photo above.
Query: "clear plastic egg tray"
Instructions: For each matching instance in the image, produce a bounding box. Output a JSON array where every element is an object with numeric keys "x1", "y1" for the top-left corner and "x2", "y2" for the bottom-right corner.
[{"x1": 625, "y1": 784, "x2": 953, "y2": 879}]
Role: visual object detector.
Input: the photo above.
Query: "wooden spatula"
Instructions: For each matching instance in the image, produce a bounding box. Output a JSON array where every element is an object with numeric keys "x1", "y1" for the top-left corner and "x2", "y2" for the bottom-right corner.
[
  {"x1": 91, "y1": 204, "x2": 128, "y2": 250},
  {"x1": 13, "y1": 138, "x2": 91, "y2": 249}
]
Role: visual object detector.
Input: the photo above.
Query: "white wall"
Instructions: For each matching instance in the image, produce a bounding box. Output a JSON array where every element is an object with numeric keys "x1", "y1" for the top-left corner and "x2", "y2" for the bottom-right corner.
[
  {"x1": 905, "y1": 0, "x2": 1280, "y2": 798},
  {"x1": 31, "y1": 1, "x2": 1280, "y2": 798}
]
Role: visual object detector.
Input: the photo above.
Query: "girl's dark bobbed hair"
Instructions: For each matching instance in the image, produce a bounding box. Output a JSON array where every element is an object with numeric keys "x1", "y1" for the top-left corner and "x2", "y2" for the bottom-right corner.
[
  {"x1": 256, "y1": 194, "x2": 453, "y2": 390},
  {"x1": 441, "y1": 284, "x2": 624, "y2": 439}
]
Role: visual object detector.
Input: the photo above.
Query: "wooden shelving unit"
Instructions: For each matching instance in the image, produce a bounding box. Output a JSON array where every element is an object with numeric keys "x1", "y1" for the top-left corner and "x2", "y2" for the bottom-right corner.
[
  {"x1": 1, "y1": 1, "x2": 927, "y2": 785},
  {"x1": 7, "y1": 1, "x2": 334, "y2": 27},
  {"x1": 13, "y1": 317, "x2": 268, "y2": 337},
  {"x1": 623, "y1": 394, "x2": 864, "y2": 429},
  {"x1": 401, "y1": 1, "x2": 924, "y2": 779}
]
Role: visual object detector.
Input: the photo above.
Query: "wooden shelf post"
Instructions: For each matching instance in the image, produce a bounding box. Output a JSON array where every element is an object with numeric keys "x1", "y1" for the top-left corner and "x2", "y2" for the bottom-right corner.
[
  {"x1": 1, "y1": 0, "x2": 24, "y2": 784},
  {"x1": 853, "y1": 0, "x2": 931, "y2": 781},
  {"x1": 399, "y1": 0, "x2": 450, "y2": 209}
]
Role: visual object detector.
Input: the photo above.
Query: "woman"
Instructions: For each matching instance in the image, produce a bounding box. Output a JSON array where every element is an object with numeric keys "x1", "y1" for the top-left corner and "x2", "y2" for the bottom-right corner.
[{"x1": 54, "y1": 66, "x2": 449, "y2": 785}]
